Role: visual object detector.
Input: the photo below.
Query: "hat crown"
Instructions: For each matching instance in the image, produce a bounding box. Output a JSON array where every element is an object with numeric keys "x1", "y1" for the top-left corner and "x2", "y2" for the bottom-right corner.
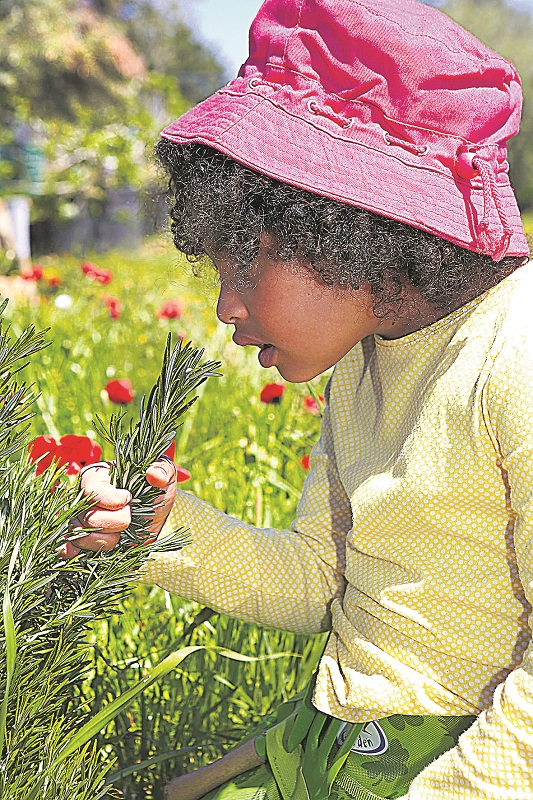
[
  {"x1": 162, "y1": 0, "x2": 529, "y2": 261},
  {"x1": 245, "y1": 0, "x2": 522, "y2": 144}
]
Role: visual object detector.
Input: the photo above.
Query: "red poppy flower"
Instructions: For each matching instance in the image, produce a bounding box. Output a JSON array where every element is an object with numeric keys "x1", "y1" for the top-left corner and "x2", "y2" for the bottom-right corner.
[
  {"x1": 300, "y1": 454, "x2": 311, "y2": 470},
  {"x1": 57, "y1": 434, "x2": 103, "y2": 474},
  {"x1": 105, "y1": 378, "x2": 134, "y2": 404},
  {"x1": 81, "y1": 260, "x2": 113, "y2": 285},
  {"x1": 28, "y1": 435, "x2": 59, "y2": 475},
  {"x1": 103, "y1": 295, "x2": 121, "y2": 319},
  {"x1": 176, "y1": 466, "x2": 191, "y2": 483},
  {"x1": 303, "y1": 395, "x2": 324, "y2": 415},
  {"x1": 21, "y1": 264, "x2": 43, "y2": 281},
  {"x1": 28, "y1": 434, "x2": 102, "y2": 476},
  {"x1": 164, "y1": 441, "x2": 176, "y2": 461},
  {"x1": 260, "y1": 382, "x2": 285, "y2": 404},
  {"x1": 157, "y1": 299, "x2": 183, "y2": 320}
]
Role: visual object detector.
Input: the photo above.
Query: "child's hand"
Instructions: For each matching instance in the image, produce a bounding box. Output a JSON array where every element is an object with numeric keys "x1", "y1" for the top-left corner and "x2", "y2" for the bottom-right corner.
[{"x1": 61, "y1": 458, "x2": 177, "y2": 558}]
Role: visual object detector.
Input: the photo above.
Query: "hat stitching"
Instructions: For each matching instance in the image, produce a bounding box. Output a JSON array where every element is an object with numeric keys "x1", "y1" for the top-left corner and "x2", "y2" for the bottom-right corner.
[
  {"x1": 233, "y1": 88, "x2": 510, "y2": 184},
  {"x1": 216, "y1": 92, "x2": 510, "y2": 190},
  {"x1": 308, "y1": 100, "x2": 352, "y2": 129},
  {"x1": 261, "y1": 63, "x2": 381, "y2": 105},
  {"x1": 233, "y1": 72, "x2": 508, "y2": 148},
  {"x1": 349, "y1": 0, "x2": 509, "y2": 66},
  {"x1": 384, "y1": 133, "x2": 429, "y2": 157}
]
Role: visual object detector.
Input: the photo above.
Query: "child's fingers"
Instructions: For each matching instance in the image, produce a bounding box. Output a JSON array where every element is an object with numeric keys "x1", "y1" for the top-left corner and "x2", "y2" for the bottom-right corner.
[
  {"x1": 80, "y1": 462, "x2": 132, "y2": 509},
  {"x1": 80, "y1": 461, "x2": 113, "y2": 488},
  {"x1": 146, "y1": 456, "x2": 177, "y2": 488},
  {"x1": 60, "y1": 507, "x2": 125, "y2": 557},
  {"x1": 146, "y1": 456, "x2": 178, "y2": 536},
  {"x1": 68, "y1": 528, "x2": 122, "y2": 552},
  {"x1": 56, "y1": 540, "x2": 81, "y2": 560},
  {"x1": 88, "y1": 484, "x2": 132, "y2": 510},
  {"x1": 83, "y1": 504, "x2": 132, "y2": 533}
]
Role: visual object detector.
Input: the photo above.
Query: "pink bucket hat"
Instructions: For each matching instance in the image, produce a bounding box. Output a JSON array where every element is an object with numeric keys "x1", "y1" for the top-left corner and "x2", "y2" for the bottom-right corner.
[{"x1": 161, "y1": 0, "x2": 529, "y2": 262}]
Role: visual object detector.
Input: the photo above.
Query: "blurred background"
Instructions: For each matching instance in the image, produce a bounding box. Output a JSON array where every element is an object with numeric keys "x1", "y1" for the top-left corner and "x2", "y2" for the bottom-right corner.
[{"x1": 0, "y1": 0, "x2": 532, "y2": 267}]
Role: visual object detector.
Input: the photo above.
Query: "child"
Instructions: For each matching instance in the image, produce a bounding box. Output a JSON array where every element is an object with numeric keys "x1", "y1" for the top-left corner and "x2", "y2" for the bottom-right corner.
[{"x1": 75, "y1": 1, "x2": 533, "y2": 797}]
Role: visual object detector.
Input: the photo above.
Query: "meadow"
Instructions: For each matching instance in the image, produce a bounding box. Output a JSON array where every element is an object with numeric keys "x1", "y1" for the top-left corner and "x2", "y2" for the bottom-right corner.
[{"x1": 4, "y1": 238, "x2": 329, "y2": 799}]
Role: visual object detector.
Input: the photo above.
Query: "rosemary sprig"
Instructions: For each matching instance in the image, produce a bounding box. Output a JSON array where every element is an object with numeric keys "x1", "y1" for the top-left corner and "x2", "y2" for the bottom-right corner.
[
  {"x1": 0, "y1": 310, "x2": 222, "y2": 796},
  {"x1": 92, "y1": 334, "x2": 221, "y2": 547}
]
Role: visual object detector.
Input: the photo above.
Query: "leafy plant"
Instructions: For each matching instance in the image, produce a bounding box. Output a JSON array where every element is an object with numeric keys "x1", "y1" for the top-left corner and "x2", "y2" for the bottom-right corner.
[
  {"x1": 0, "y1": 302, "x2": 220, "y2": 799},
  {"x1": 93, "y1": 335, "x2": 220, "y2": 546}
]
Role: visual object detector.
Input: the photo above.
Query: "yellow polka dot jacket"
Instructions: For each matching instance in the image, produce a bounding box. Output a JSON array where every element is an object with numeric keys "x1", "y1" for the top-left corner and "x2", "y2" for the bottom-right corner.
[{"x1": 144, "y1": 264, "x2": 533, "y2": 798}]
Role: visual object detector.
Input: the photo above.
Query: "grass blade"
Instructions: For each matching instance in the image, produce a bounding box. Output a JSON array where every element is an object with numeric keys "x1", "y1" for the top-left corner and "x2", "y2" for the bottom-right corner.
[{"x1": 0, "y1": 539, "x2": 20, "y2": 758}]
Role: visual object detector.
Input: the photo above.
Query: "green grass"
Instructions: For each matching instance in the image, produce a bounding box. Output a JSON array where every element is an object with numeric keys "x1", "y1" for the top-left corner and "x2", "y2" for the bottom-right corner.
[
  {"x1": 522, "y1": 211, "x2": 533, "y2": 239},
  {"x1": 5, "y1": 238, "x2": 328, "y2": 799}
]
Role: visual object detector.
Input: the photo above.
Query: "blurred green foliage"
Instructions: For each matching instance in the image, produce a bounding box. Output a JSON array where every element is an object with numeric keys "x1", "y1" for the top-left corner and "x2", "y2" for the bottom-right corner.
[{"x1": 0, "y1": 0, "x2": 223, "y2": 223}]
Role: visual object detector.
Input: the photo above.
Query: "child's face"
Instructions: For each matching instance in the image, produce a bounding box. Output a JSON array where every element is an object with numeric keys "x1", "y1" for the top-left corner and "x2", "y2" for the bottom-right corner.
[{"x1": 210, "y1": 237, "x2": 391, "y2": 382}]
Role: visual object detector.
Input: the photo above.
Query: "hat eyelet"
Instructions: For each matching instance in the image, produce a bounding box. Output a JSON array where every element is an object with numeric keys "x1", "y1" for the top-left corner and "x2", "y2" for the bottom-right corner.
[
  {"x1": 248, "y1": 77, "x2": 262, "y2": 89},
  {"x1": 384, "y1": 131, "x2": 429, "y2": 157}
]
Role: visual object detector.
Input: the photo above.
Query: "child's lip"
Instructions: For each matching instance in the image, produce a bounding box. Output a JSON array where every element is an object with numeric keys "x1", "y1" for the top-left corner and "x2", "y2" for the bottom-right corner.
[{"x1": 233, "y1": 333, "x2": 267, "y2": 348}]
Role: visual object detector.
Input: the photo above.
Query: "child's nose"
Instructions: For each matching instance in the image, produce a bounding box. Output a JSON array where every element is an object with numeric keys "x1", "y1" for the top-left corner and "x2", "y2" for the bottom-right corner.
[{"x1": 216, "y1": 286, "x2": 248, "y2": 325}]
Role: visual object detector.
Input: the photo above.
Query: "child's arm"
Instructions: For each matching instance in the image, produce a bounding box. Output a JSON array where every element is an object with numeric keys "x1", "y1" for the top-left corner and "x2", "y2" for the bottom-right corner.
[
  {"x1": 398, "y1": 338, "x2": 533, "y2": 799},
  {"x1": 141, "y1": 395, "x2": 353, "y2": 634}
]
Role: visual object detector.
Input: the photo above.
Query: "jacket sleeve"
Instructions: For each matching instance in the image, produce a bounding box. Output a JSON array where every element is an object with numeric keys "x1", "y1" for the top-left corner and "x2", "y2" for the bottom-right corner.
[
  {"x1": 141, "y1": 396, "x2": 353, "y2": 634},
  {"x1": 402, "y1": 337, "x2": 533, "y2": 799}
]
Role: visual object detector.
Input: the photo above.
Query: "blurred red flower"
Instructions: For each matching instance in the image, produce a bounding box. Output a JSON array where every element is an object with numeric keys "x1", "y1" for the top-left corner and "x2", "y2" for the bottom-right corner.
[
  {"x1": 300, "y1": 454, "x2": 311, "y2": 471},
  {"x1": 260, "y1": 382, "x2": 285, "y2": 404},
  {"x1": 43, "y1": 266, "x2": 61, "y2": 286},
  {"x1": 103, "y1": 295, "x2": 121, "y2": 319},
  {"x1": 303, "y1": 394, "x2": 324, "y2": 415},
  {"x1": 161, "y1": 442, "x2": 190, "y2": 481},
  {"x1": 28, "y1": 434, "x2": 102, "y2": 476},
  {"x1": 105, "y1": 378, "x2": 134, "y2": 404},
  {"x1": 176, "y1": 466, "x2": 191, "y2": 483},
  {"x1": 21, "y1": 264, "x2": 43, "y2": 281},
  {"x1": 55, "y1": 434, "x2": 103, "y2": 474},
  {"x1": 157, "y1": 299, "x2": 183, "y2": 320},
  {"x1": 28, "y1": 435, "x2": 58, "y2": 475},
  {"x1": 164, "y1": 441, "x2": 176, "y2": 461},
  {"x1": 81, "y1": 260, "x2": 113, "y2": 285}
]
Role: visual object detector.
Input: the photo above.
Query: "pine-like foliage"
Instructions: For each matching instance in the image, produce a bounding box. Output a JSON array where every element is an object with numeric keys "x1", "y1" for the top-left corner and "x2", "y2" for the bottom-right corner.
[
  {"x1": 94, "y1": 334, "x2": 220, "y2": 546},
  {"x1": 0, "y1": 303, "x2": 220, "y2": 799}
]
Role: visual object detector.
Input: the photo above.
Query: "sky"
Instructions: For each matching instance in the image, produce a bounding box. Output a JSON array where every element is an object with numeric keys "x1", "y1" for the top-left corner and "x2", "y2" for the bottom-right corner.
[
  {"x1": 183, "y1": 0, "x2": 267, "y2": 76},
  {"x1": 186, "y1": 0, "x2": 533, "y2": 77}
]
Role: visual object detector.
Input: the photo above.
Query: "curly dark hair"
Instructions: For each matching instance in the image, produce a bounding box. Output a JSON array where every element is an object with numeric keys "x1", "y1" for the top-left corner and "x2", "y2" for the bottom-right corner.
[{"x1": 155, "y1": 140, "x2": 528, "y2": 315}]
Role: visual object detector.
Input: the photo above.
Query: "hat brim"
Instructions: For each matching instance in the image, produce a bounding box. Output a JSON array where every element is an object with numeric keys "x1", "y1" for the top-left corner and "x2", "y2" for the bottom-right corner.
[{"x1": 161, "y1": 90, "x2": 529, "y2": 259}]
